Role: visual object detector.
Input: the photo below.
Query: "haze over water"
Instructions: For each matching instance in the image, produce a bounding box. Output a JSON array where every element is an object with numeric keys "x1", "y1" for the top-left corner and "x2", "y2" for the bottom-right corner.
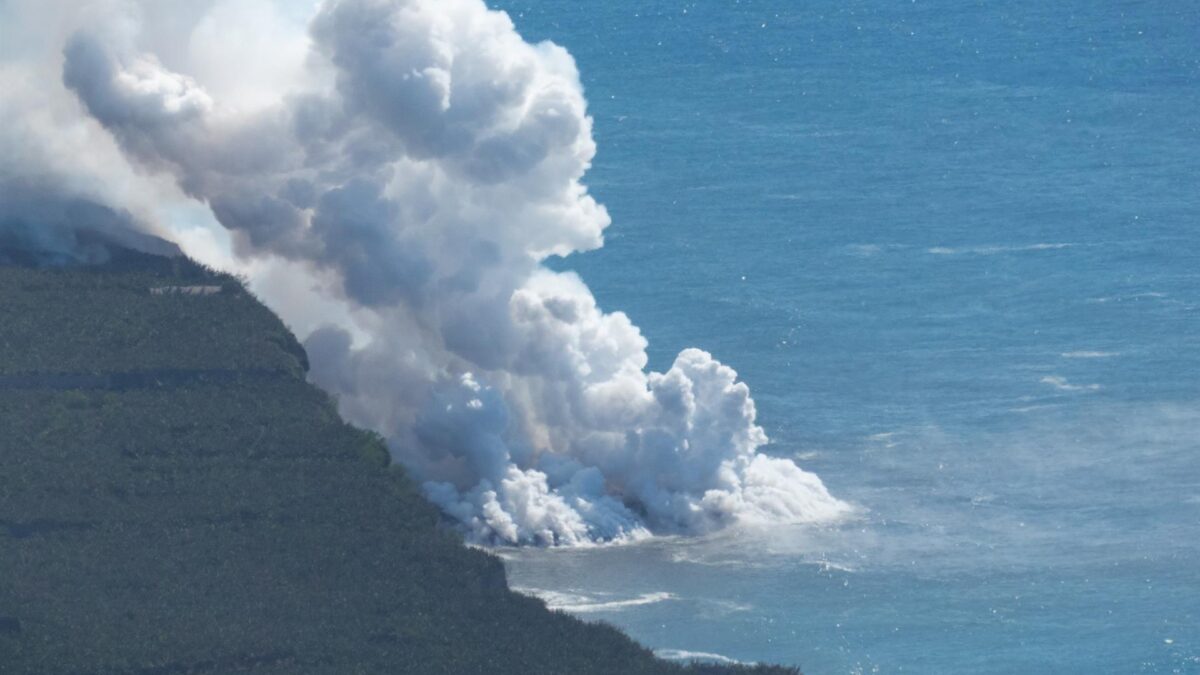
[{"x1": 492, "y1": 1, "x2": 1200, "y2": 672}]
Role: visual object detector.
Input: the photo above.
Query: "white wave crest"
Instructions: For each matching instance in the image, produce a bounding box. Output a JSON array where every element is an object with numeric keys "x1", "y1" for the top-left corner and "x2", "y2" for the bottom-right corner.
[
  {"x1": 928, "y1": 243, "x2": 1074, "y2": 256},
  {"x1": 654, "y1": 649, "x2": 746, "y2": 665},
  {"x1": 1041, "y1": 375, "x2": 1101, "y2": 392},
  {"x1": 515, "y1": 588, "x2": 676, "y2": 613}
]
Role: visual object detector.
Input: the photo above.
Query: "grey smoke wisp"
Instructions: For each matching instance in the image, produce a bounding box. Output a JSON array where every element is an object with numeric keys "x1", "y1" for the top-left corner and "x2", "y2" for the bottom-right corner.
[
  {"x1": 0, "y1": 176, "x2": 180, "y2": 265},
  {"x1": 0, "y1": 38, "x2": 179, "y2": 265},
  {"x1": 13, "y1": 0, "x2": 850, "y2": 544}
]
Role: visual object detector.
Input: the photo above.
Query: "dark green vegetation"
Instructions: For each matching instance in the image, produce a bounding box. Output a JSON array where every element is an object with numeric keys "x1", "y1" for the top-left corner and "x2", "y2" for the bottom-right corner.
[{"x1": 0, "y1": 251, "x2": 799, "y2": 674}]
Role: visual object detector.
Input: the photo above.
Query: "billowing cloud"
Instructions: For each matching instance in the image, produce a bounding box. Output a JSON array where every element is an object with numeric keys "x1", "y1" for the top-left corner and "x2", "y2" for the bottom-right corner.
[{"x1": 10, "y1": 0, "x2": 850, "y2": 544}]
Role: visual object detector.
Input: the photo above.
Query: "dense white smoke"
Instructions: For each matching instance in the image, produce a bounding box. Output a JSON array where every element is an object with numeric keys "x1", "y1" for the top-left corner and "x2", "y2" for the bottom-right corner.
[{"x1": 7, "y1": 0, "x2": 850, "y2": 544}]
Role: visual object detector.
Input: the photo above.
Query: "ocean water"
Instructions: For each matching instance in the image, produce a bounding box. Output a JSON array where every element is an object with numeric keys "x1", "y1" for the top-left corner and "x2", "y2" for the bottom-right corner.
[{"x1": 488, "y1": 1, "x2": 1200, "y2": 672}]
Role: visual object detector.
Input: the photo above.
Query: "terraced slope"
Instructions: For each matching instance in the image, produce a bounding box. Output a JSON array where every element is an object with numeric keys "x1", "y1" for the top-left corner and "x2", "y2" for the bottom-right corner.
[{"x1": 0, "y1": 251, "x2": 796, "y2": 675}]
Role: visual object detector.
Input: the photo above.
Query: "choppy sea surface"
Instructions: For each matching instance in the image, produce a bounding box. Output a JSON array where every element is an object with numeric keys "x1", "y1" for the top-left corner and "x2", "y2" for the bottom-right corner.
[{"x1": 488, "y1": 1, "x2": 1200, "y2": 672}]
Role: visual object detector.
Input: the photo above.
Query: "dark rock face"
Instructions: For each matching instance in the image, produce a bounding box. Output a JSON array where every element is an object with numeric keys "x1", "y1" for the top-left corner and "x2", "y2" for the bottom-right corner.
[
  {"x1": 1, "y1": 519, "x2": 97, "y2": 539},
  {"x1": 0, "y1": 369, "x2": 286, "y2": 391},
  {"x1": 0, "y1": 258, "x2": 798, "y2": 675}
]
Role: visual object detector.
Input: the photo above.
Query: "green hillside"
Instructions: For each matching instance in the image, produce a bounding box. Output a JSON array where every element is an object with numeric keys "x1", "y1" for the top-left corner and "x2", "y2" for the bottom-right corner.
[{"x1": 0, "y1": 251, "x2": 798, "y2": 675}]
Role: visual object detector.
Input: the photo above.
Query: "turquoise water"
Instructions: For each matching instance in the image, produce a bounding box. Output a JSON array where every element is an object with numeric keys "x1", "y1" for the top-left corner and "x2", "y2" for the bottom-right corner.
[{"x1": 492, "y1": 1, "x2": 1200, "y2": 672}]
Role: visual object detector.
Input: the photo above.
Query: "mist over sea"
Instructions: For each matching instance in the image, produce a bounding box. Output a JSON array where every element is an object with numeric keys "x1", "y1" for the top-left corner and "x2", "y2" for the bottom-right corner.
[{"x1": 492, "y1": 1, "x2": 1200, "y2": 672}]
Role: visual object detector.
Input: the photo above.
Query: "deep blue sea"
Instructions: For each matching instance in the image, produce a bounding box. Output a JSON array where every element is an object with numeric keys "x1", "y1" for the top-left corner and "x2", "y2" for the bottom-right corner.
[{"x1": 488, "y1": 1, "x2": 1200, "y2": 672}]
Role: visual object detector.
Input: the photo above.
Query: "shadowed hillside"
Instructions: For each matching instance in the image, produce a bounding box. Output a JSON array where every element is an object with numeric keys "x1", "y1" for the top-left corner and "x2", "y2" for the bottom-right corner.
[{"x1": 0, "y1": 251, "x2": 799, "y2": 675}]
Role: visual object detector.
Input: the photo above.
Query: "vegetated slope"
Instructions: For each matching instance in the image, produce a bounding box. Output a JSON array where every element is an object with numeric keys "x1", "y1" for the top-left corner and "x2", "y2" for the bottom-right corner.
[{"x1": 0, "y1": 251, "x2": 798, "y2": 675}]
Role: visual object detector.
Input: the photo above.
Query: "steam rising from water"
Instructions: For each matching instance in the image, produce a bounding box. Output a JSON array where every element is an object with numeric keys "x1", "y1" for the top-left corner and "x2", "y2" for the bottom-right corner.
[{"x1": 4, "y1": 0, "x2": 849, "y2": 544}]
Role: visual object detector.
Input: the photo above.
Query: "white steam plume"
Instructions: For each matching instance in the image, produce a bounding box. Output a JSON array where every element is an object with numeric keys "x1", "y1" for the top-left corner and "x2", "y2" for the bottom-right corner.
[
  {"x1": 0, "y1": 0, "x2": 181, "y2": 264},
  {"x1": 14, "y1": 0, "x2": 850, "y2": 544}
]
